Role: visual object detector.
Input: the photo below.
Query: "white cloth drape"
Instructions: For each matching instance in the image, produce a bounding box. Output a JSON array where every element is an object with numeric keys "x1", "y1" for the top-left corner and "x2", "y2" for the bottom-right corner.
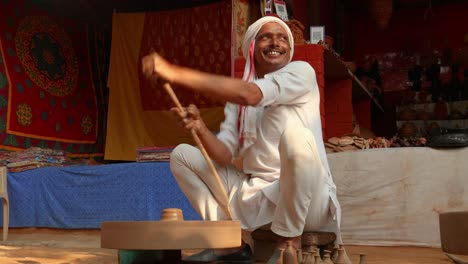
[{"x1": 328, "y1": 147, "x2": 468, "y2": 247}]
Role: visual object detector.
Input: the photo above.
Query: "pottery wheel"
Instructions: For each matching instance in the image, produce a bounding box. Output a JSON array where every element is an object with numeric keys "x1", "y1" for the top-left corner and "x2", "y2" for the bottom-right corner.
[{"x1": 101, "y1": 208, "x2": 241, "y2": 250}]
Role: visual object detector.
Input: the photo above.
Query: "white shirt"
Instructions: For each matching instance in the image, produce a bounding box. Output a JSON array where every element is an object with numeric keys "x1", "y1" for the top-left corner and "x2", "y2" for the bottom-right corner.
[
  {"x1": 217, "y1": 61, "x2": 339, "y2": 231},
  {"x1": 218, "y1": 61, "x2": 331, "y2": 179}
]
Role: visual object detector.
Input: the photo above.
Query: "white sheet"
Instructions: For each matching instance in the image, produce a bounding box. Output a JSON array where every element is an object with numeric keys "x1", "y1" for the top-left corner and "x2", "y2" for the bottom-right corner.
[{"x1": 327, "y1": 147, "x2": 468, "y2": 247}]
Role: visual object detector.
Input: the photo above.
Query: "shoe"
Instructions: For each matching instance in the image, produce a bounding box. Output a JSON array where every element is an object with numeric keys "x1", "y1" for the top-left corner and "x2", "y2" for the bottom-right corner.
[{"x1": 183, "y1": 244, "x2": 254, "y2": 263}]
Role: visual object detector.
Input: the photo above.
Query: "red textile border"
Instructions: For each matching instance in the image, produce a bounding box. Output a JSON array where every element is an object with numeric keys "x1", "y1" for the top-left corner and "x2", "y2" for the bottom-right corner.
[
  {"x1": 0, "y1": 0, "x2": 106, "y2": 157},
  {"x1": 0, "y1": 6, "x2": 98, "y2": 143}
]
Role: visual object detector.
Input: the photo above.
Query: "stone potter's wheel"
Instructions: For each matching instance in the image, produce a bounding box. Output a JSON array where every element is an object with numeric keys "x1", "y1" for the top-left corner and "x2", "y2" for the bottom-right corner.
[{"x1": 101, "y1": 208, "x2": 241, "y2": 263}]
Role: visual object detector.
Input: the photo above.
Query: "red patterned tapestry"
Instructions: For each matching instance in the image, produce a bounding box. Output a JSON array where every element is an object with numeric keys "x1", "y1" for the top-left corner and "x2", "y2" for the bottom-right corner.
[
  {"x1": 138, "y1": 0, "x2": 232, "y2": 110},
  {"x1": 0, "y1": 0, "x2": 107, "y2": 156}
]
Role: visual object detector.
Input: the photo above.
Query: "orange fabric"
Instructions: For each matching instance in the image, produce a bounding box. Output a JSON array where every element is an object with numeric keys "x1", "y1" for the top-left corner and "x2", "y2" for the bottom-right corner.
[
  {"x1": 138, "y1": 1, "x2": 232, "y2": 111},
  {"x1": 105, "y1": 9, "x2": 228, "y2": 161}
]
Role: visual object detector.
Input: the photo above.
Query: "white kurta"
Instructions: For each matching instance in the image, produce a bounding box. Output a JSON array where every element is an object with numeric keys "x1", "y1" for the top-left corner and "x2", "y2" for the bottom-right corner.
[{"x1": 170, "y1": 61, "x2": 342, "y2": 244}]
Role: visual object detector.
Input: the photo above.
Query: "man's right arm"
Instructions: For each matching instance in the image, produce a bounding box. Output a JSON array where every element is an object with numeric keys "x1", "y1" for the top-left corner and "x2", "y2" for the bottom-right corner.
[
  {"x1": 142, "y1": 52, "x2": 263, "y2": 106},
  {"x1": 173, "y1": 104, "x2": 235, "y2": 167},
  {"x1": 197, "y1": 128, "x2": 233, "y2": 167}
]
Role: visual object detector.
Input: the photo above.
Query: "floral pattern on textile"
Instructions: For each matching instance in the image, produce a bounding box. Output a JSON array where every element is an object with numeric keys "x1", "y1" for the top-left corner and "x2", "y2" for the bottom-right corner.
[
  {"x1": 16, "y1": 103, "x2": 32, "y2": 126},
  {"x1": 2, "y1": 13, "x2": 96, "y2": 143},
  {"x1": 15, "y1": 16, "x2": 78, "y2": 97},
  {"x1": 234, "y1": 0, "x2": 249, "y2": 57},
  {"x1": 138, "y1": 0, "x2": 232, "y2": 111},
  {"x1": 0, "y1": 0, "x2": 108, "y2": 157}
]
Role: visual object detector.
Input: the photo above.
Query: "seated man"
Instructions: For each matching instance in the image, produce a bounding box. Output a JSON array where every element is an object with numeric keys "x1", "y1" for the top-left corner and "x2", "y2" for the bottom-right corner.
[{"x1": 142, "y1": 15, "x2": 346, "y2": 263}]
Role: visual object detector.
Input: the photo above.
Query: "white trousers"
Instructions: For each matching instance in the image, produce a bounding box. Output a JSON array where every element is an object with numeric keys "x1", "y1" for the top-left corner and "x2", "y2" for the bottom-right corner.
[{"x1": 170, "y1": 125, "x2": 338, "y2": 239}]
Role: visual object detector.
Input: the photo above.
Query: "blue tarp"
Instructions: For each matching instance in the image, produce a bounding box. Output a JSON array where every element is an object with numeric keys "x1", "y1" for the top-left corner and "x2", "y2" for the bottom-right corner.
[{"x1": 2, "y1": 162, "x2": 201, "y2": 228}]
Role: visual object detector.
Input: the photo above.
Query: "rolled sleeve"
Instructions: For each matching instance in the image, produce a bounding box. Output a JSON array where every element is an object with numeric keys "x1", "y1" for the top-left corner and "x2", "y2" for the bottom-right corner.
[{"x1": 255, "y1": 78, "x2": 278, "y2": 106}]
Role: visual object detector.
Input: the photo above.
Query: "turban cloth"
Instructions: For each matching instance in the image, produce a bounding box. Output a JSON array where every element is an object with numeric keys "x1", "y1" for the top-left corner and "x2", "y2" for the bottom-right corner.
[{"x1": 237, "y1": 16, "x2": 294, "y2": 154}]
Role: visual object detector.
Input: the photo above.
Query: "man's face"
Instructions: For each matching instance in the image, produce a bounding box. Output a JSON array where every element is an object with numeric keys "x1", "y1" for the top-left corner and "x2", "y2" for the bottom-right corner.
[{"x1": 253, "y1": 22, "x2": 291, "y2": 77}]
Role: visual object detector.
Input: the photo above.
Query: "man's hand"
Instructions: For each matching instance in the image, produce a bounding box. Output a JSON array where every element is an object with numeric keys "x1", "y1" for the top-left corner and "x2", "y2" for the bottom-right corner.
[
  {"x1": 171, "y1": 104, "x2": 209, "y2": 137},
  {"x1": 172, "y1": 103, "x2": 233, "y2": 166},
  {"x1": 141, "y1": 52, "x2": 175, "y2": 83}
]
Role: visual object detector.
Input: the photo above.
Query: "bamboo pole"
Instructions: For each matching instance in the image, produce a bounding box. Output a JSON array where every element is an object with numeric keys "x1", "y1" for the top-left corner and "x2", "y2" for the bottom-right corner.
[{"x1": 162, "y1": 83, "x2": 232, "y2": 220}]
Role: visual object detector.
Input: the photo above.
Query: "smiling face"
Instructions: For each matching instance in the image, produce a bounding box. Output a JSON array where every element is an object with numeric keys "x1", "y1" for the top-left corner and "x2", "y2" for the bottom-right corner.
[{"x1": 253, "y1": 22, "x2": 291, "y2": 78}]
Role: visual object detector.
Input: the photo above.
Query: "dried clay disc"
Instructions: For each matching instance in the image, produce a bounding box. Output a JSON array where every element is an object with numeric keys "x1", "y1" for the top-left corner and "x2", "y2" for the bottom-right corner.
[
  {"x1": 328, "y1": 137, "x2": 340, "y2": 145},
  {"x1": 340, "y1": 145, "x2": 359, "y2": 151},
  {"x1": 338, "y1": 136, "x2": 354, "y2": 146}
]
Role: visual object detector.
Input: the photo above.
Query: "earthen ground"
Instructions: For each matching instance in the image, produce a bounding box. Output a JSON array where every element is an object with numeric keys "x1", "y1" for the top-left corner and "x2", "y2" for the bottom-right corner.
[{"x1": 0, "y1": 228, "x2": 464, "y2": 264}]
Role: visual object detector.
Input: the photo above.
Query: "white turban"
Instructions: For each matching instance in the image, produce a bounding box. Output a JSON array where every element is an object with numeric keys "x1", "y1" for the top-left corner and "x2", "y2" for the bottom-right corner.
[
  {"x1": 241, "y1": 16, "x2": 294, "y2": 82},
  {"x1": 237, "y1": 16, "x2": 294, "y2": 155}
]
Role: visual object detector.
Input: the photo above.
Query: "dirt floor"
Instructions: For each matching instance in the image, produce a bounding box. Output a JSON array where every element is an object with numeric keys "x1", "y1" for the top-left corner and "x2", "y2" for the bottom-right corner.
[
  {"x1": 0, "y1": 228, "x2": 116, "y2": 264},
  {"x1": 0, "y1": 228, "x2": 465, "y2": 264}
]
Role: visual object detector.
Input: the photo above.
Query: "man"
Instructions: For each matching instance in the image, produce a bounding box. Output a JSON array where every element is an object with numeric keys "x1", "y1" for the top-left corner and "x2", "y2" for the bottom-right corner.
[{"x1": 142, "y1": 16, "x2": 344, "y2": 263}]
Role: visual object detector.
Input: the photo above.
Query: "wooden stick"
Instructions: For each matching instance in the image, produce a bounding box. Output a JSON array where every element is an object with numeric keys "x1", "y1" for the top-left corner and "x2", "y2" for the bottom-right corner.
[
  {"x1": 446, "y1": 253, "x2": 468, "y2": 264},
  {"x1": 162, "y1": 83, "x2": 232, "y2": 220},
  {"x1": 347, "y1": 68, "x2": 384, "y2": 112}
]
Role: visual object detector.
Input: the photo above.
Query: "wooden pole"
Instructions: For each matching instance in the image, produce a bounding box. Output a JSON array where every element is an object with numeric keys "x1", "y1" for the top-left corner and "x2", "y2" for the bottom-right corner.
[{"x1": 162, "y1": 83, "x2": 232, "y2": 220}]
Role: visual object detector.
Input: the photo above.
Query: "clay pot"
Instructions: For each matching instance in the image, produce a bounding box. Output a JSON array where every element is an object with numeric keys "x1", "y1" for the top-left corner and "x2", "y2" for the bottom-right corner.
[
  {"x1": 160, "y1": 208, "x2": 184, "y2": 221},
  {"x1": 417, "y1": 90, "x2": 431, "y2": 103},
  {"x1": 434, "y1": 101, "x2": 448, "y2": 120},
  {"x1": 323, "y1": 250, "x2": 334, "y2": 264},
  {"x1": 359, "y1": 253, "x2": 368, "y2": 264},
  {"x1": 401, "y1": 90, "x2": 416, "y2": 105},
  {"x1": 427, "y1": 122, "x2": 440, "y2": 136},
  {"x1": 448, "y1": 109, "x2": 463, "y2": 120},
  {"x1": 416, "y1": 110, "x2": 432, "y2": 120},
  {"x1": 334, "y1": 247, "x2": 347, "y2": 264},
  {"x1": 399, "y1": 122, "x2": 418, "y2": 137},
  {"x1": 398, "y1": 108, "x2": 416, "y2": 120},
  {"x1": 282, "y1": 241, "x2": 298, "y2": 264}
]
